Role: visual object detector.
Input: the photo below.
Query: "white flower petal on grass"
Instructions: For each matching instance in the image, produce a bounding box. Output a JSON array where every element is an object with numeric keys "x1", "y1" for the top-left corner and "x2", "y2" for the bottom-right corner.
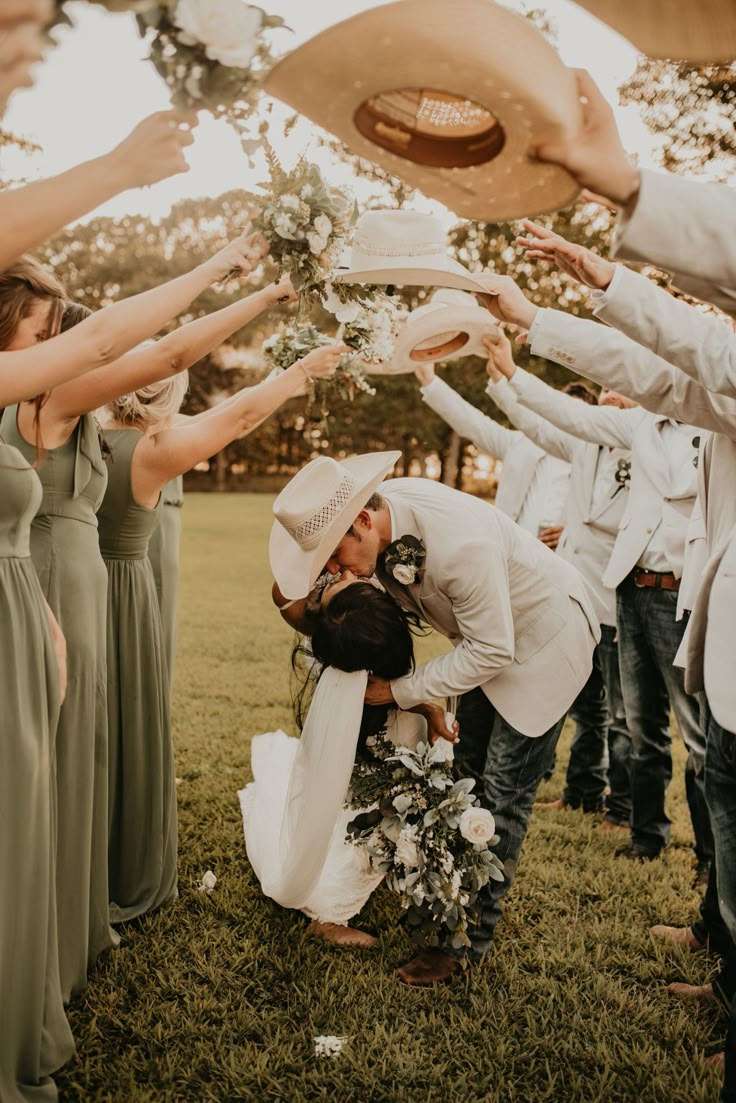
[
  {"x1": 197, "y1": 870, "x2": 218, "y2": 893},
  {"x1": 174, "y1": 0, "x2": 263, "y2": 69},
  {"x1": 314, "y1": 1035, "x2": 347, "y2": 1058}
]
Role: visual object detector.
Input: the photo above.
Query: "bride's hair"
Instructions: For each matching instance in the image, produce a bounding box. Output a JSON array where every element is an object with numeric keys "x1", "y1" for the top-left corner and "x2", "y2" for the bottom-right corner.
[{"x1": 291, "y1": 582, "x2": 425, "y2": 742}]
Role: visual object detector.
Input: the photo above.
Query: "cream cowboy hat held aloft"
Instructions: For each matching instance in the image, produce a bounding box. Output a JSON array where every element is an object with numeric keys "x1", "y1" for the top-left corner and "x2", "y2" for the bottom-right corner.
[
  {"x1": 372, "y1": 289, "x2": 500, "y2": 375},
  {"x1": 335, "y1": 210, "x2": 491, "y2": 295},
  {"x1": 571, "y1": 1, "x2": 736, "y2": 63},
  {"x1": 270, "y1": 452, "x2": 402, "y2": 600},
  {"x1": 264, "y1": 0, "x2": 582, "y2": 222}
]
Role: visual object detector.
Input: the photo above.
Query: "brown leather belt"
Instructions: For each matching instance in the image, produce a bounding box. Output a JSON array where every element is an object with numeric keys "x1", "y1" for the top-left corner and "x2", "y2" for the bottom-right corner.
[{"x1": 632, "y1": 568, "x2": 680, "y2": 592}]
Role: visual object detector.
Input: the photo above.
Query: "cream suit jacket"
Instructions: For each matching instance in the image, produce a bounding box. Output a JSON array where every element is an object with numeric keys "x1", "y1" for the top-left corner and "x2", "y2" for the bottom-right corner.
[
  {"x1": 506, "y1": 359, "x2": 702, "y2": 601},
  {"x1": 485, "y1": 375, "x2": 629, "y2": 627},
  {"x1": 379, "y1": 478, "x2": 600, "y2": 739},
  {"x1": 612, "y1": 168, "x2": 736, "y2": 315},
  {"x1": 528, "y1": 308, "x2": 736, "y2": 725},
  {"x1": 420, "y1": 376, "x2": 569, "y2": 525}
]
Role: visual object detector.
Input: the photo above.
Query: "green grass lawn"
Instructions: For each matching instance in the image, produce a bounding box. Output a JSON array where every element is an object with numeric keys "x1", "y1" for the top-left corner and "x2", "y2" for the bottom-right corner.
[{"x1": 58, "y1": 493, "x2": 724, "y2": 1102}]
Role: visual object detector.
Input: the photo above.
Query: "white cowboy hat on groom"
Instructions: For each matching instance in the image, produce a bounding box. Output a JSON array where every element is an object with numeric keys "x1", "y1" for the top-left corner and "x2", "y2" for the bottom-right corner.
[
  {"x1": 264, "y1": 0, "x2": 582, "y2": 221},
  {"x1": 270, "y1": 452, "x2": 401, "y2": 600},
  {"x1": 335, "y1": 210, "x2": 489, "y2": 295}
]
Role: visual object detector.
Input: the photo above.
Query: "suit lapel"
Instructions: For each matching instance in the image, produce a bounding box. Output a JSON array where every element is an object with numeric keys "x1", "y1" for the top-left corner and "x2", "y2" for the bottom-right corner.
[
  {"x1": 378, "y1": 492, "x2": 426, "y2": 620},
  {"x1": 641, "y1": 416, "x2": 672, "y2": 497},
  {"x1": 581, "y1": 445, "x2": 602, "y2": 521}
]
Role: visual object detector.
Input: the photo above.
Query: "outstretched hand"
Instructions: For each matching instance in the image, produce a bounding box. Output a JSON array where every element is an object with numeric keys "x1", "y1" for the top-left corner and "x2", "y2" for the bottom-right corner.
[
  {"x1": 534, "y1": 69, "x2": 640, "y2": 208},
  {"x1": 483, "y1": 329, "x2": 516, "y2": 382},
  {"x1": 207, "y1": 228, "x2": 271, "y2": 284},
  {"x1": 110, "y1": 110, "x2": 198, "y2": 190},
  {"x1": 517, "y1": 221, "x2": 616, "y2": 292}
]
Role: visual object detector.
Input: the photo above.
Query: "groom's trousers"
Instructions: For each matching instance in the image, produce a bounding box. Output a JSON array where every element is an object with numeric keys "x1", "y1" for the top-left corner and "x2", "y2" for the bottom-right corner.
[{"x1": 455, "y1": 687, "x2": 564, "y2": 959}]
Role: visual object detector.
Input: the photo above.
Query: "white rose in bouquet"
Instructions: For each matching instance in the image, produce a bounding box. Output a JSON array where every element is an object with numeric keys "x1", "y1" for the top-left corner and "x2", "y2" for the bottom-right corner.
[
  {"x1": 306, "y1": 231, "x2": 329, "y2": 256},
  {"x1": 395, "y1": 826, "x2": 420, "y2": 868},
  {"x1": 392, "y1": 563, "x2": 417, "y2": 585},
  {"x1": 174, "y1": 0, "x2": 264, "y2": 68},
  {"x1": 313, "y1": 214, "x2": 333, "y2": 240},
  {"x1": 428, "y1": 737, "x2": 455, "y2": 765},
  {"x1": 323, "y1": 285, "x2": 362, "y2": 325},
  {"x1": 459, "y1": 807, "x2": 496, "y2": 845}
]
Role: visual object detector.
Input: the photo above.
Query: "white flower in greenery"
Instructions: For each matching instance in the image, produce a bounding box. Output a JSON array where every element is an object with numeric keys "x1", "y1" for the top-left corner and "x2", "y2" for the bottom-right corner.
[
  {"x1": 323, "y1": 285, "x2": 361, "y2": 324},
  {"x1": 174, "y1": 0, "x2": 264, "y2": 68},
  {"x1": 392, "y1": 562, "x2": 417, "y2": 585},
  {"x1": 314, "y1": 1035, "x2": 347, "y2": 1058},
  {"x1": 395, "y1": 828, "x2": 420, "y2": 868},
  {"x1": 313, "y1": 213, "x2": 333, "y2": 239},
  {"x1": 197, "y1": 870, "x2": 217, "y2": 893},
  {"x1": 459, "y1": 807, "x2": 496, "y2": 845},
  {"x1": 429, "y1": 737, "x2": 455, "y2": 765},
  {"x1": 306, "y1": 231, "x2": 328, "y2": 256},
  {"x1": 279, "y1": 195, "x2": 302, "y2": 212}
]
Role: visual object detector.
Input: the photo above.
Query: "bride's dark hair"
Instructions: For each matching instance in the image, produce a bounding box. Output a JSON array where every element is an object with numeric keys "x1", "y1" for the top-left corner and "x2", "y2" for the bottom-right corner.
[{"x1": 291, "y1": 582, "x2": 426, "y2": 744}]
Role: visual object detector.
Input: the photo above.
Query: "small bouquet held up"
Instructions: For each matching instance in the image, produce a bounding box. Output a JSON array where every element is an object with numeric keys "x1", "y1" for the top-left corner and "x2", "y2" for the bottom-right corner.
[
  {"x1": 346, "y1": 730, "x2": 505, "y2": 951},
  {"x1": 262, "y1": 322, "x2": 376, "y2": 406},
  {"x1": 249, "y1": 148, "x2": 358, "y2": 292},
  {"x1": 322, "y1": 284, "x2": 405, "y2": 366},
  {"x1": 134, "y1": 0, "x2": 285, "y2": 151}
]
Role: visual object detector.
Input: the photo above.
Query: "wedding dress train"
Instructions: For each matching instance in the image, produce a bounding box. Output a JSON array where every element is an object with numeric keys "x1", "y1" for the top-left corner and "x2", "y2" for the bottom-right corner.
[{"x1": 239, "y1": 679, "x2": 425, "y2": 925}]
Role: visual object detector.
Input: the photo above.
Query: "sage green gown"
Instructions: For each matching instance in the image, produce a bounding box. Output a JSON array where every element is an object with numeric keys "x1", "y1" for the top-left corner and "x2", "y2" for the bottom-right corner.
[
  {"x1": 98, "y1": 429, "x2": 178, "y2": 922},
  {"x1": 147, "y1": 475, "x2": 183, "y2": 685},
  {"x1": 1, "y1": 408, "x2": 118, "y2": 1002},
  {"x1": 0, "y1": 439, "x2": 75, "y2": 1101}
]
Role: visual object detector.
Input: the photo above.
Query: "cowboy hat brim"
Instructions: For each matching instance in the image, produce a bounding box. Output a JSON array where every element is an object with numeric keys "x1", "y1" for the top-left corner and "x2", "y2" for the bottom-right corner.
[
  {"x1": 269, "y1": 451, "x2": 402, "y2": 600},
  {"x1": 571, "y1": 0, "x2": 736, "y2": 63},
  {"x1": 264, "y1": 0, "x2": 582, "y2": 222},
  {"x1": 370, "y1": 304, "x2": 499, "y2": 374},
  {"x1": 334, "y1": 257, "x2": 490, "y2": 296}
]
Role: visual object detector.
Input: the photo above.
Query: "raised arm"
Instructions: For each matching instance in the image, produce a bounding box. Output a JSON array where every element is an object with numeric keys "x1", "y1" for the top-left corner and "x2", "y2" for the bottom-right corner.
[
  {"x1": 0, "y1": 232, "x2": 262, "y2": 409},
  {"x1": 415, "y1": 364, "x2": 519, "y2": 460},
  {"x1": 48, "y1": 271, "x2": 286, "y2": 419},
  {"x1": 0, "y1": 111, "x2": 195, "y2": 272},
  {"x1": 528, "y1": 307, "x2": 736, "y2": 439},
  {"x1": 482, "y1": 331, "x2": 580, "y2": 463},
  {"x1": 592, "y1": 265, "x2": 736, "y2": 399},
  {"x1": 130, "y1": 344, "x2": 348, "y2": 503}
]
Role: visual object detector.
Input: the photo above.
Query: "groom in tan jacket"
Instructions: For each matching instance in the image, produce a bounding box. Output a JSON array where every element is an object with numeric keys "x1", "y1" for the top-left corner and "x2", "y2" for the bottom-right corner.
[{"x1": 270, "y1": 452, "x2": 600, "y2": 984}]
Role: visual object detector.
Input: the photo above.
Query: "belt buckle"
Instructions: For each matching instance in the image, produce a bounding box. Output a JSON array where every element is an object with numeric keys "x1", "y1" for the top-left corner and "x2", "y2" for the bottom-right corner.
[{"x1": 633, "y1": 570, "x2": 647, "y2": 588}]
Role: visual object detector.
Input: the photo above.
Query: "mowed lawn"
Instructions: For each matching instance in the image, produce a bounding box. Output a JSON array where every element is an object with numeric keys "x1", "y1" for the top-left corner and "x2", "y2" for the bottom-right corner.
[{"x1": 58, "y1": 493, "x2": 724, "y2": 1103}]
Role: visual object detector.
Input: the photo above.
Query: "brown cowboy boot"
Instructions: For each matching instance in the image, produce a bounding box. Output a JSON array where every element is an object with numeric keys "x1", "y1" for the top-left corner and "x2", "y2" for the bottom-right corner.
[{"x1": 395, "y1": 949, "x2": 462, "y2": 986}]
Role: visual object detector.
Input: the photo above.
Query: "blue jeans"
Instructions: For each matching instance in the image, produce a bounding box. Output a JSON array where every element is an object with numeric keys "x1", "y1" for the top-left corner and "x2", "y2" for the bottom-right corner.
[
  {"x1": 616, "y1": 577, "x2": 713, "y2": 861},
  {"x1": 564, "y1": 624, "x2": 632, "y2": 824},
  {"x1": 455, "y1": 687, "x2": 564, "y2": 958},
  {"x1": 704, "y1": 712, "x2": 736, "y2": 1102}
]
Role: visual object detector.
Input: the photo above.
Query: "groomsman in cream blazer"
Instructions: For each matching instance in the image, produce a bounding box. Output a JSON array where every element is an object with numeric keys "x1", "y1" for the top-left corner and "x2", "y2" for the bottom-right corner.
[
  {"x1": 270, "y1": 454, "x2": 600, "y2": 984},
  {"x1": 478, "y1": 336, "x2": 633, "y2": 832},
  {"x1": 464, "y1": 289, "x2": 711, "y2": 874},
  {"x1": 530, "y1": 66, "x2": 736, "y2": 1095},
  {"x1": 416, "y1": 367, "x2": 571, "y2": 542}
]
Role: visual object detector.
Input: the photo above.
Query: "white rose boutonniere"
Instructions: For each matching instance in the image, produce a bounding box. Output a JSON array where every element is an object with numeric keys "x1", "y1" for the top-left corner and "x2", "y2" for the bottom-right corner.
[
  {"x1": 383, "y1": 535, "x2": 426, "y2": 587},
  {"x1": 459, "y1": 807, "x2": 497, "y2": 846}
]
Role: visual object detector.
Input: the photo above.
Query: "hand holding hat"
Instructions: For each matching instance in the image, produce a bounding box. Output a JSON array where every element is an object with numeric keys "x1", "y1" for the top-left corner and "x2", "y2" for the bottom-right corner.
[
  {"x1": 534, "y1": 70, "x2": 640, "y2": 209},
  {"x1": 473, "y1": 273, "x2": 539, "y2": 331},
  {"x1": 483, "y1": 329, "x2": 517, "y2": 384}
]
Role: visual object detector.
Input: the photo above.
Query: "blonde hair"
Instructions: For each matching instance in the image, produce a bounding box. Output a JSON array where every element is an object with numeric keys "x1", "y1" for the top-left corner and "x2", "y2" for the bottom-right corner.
[{"x1": 107, "y1": 371, "x2": 189, "y2": 429}]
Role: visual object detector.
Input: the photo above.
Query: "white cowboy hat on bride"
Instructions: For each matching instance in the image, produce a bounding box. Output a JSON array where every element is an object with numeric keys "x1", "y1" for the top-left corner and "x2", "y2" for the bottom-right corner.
[
  {"x1": 270, "y1": 452, "x2": 401, "y2": 600},
  {"x1": 264, "y1": 0, "x2": 582, "y2": 221},
  {"x1": 369, "y1": 289, "x2": 500, "y2": 375},
  {"x1": 335, "y1": 210, "x2": 490, "y2": 295}
]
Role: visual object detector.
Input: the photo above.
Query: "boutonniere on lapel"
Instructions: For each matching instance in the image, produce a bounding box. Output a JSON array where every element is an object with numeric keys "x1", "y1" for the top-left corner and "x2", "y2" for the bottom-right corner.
[
  {"x1": 383, "y1": 535, "x2": 426, "y2": 586},
  {"x1": 611, "y1": 457, "x2": 631, "y2": 498}
]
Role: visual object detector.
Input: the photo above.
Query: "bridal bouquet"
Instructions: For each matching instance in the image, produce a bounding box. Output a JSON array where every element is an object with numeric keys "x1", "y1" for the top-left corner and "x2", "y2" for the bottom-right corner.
[
  {"x1": 249, "y1": 149, "x2": 358, "y2": 292},
  {"x1": 346, "y1": 732, "x2": 505, "y2": 951},
  {"x1": 262, "y1": 323, "x2": 376, "y2": 405},
  {"x1": 322, "y1": 284, "x2": 405, "y2": 365},
  {"x1": 133, "y1": 0, "x2": 285, "y2": 150}
]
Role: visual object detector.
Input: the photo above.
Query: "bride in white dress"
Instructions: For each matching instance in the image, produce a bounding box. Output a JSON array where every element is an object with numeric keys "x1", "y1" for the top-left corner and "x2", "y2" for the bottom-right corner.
[{"x1": 239, "y1": 573, "x2": 457, "y2": 947}]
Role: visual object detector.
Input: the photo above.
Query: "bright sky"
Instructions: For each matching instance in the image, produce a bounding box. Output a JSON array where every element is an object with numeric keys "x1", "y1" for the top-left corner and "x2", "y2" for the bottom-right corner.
[{"x1": 2, "y1": 0, "x2": 661, "y2": 224}]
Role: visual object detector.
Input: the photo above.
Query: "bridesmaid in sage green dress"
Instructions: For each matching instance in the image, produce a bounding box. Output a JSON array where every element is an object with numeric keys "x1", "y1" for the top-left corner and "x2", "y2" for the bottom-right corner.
[
  {"x1": 1, "y1": 404, "x2": 119, "y2": 999},
  {"x1": 148, "y1": 474, "x2": 184, "y2": 685},
  {"x1": 0, "y1": 438, "x2": 75, "y2": 1101},
  {"x1": 98, "y1": 427, "x2": 177, "y2": 921},
  {"x1": 97, "y1": 328, "x2": 343, "y2": 920}
]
